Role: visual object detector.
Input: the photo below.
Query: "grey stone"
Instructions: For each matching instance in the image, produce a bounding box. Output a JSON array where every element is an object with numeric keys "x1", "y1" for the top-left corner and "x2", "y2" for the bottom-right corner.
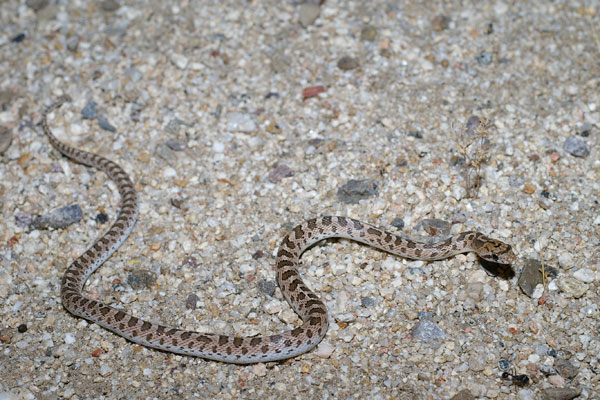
[
  {"x1": 337, "y1": 179, "x2": 378, "y2": 204},
  {"x1": 563, "y1": 136, "x2": 590, "y2": 157}
]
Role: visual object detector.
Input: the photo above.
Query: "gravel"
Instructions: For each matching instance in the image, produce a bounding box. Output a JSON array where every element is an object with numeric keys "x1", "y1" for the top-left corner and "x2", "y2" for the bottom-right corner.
[{"x1": 1, "y1": 0, "x2": 598, "y2": 398}]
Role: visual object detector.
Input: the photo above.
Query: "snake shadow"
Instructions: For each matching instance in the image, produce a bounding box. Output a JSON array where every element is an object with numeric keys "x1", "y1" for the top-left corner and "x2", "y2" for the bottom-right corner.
[{"x1": 479, "y1": 258, "x2": 515, "y2": 280}]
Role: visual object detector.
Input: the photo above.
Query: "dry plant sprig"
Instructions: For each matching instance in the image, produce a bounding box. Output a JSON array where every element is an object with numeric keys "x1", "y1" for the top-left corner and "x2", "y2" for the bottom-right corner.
[{"x1": 453, "y1": 116, "x2": 492, "y2": 199}]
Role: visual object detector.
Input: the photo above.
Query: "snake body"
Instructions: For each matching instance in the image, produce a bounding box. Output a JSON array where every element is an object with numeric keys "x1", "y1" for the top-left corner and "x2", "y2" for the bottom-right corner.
[{"x1": 41, "y1": 97, "x2": 516, "y2": 364}]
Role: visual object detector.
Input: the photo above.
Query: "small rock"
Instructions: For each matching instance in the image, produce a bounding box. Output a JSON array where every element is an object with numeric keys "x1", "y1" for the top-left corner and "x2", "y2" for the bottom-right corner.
[
  {"x1": 26, "y1": 0, "x2": 48, "y2": 11},
  {"x1": 298, "y1": 3, "x2": 320, "y2": 27},
  {"x1": 555, "y1": 358, "x2": 578, "y2": 379},
  {"x1": 64, "y1": 333, "x2": 76, "y2": 344},
  {"x1": 66, "y1": 36, "x2": 79, "y2": 52},
  {"x1": 11, "y1": 33, "x2": 25, "y2": 43},
  {"x1": 431, "y1": 15, "x2": 451, "y2": 32},
  {"x1": 81, "y1": 100, "x2": 98, "y2": 119},
  {"x1": 563, "y1": 136, "x2": 589, "y2": 157},
  {"x1": 0, "y1": 328, "x2": 14, "y2": 344},
  {"x1": 578, "y1": 122, "x2": 592, "y2": 137},
  {"x1": 252, "y1": 363, "x2": 267, "y2": 377},
  {"x1": 97, "y1": 116, "x2": 116, "y2": 132},
  {"x1": 518, "y1": 259, "x2": 544, "y2": 297},
  {"x1": 572, "y1": 268, "x2": 595, "y2": 283},
  {"x1": 541, "y1": 387, "x2": 581, "y2": 400},
  {"x1": 267, "y1": 164, "x2": 294, "y2": 183},
  {"x1": 337, "y1": 56, "x2": 359, "y2": 71},
  {"x1": 226, "y1": 112, "x2": 256, "y2": 133},
  {"x1": 360, "y1": 25, "x2": 377, "y2": 41},
  {"x1": 390, "y1": 217, "x2": 404, "y2": 229},
  {"x1": 315, "y1": 341, "x2": 335, "y2": 358},
  {"x1": 556, "y1": 275, "x2": 588, "y2": 298},
  {"x1": 557, "y1": 253, "x2": 574, "y2": 270},
  {"x1": 17, "y1": 324, "x2": 27, "y2": 333},
  {"x1": 420, "y1": 218, "x2": 450, "y2": 236},
  {"x1": 31, "y1": 204, "x2": 83, "y2": 230},
  {"x1": 95, "y1": 212, "x2": 109, "y2": 224},
  {"x1": 547, "y1": 374, "x2": 565, "y2": 387},
  {"x1": 185, "y1": 294, "x2": 199, "y2": 310},
  {"x1": 100, "y1": 0, "x2": 120, "y2": 12},
  {"x1": 360, "y1": 296, "x2": 375, "y2": 308},
  {"x1": 451, "y1": 389, "x2": 475, "y2": 400},
  {"x1": 166, "y1": 139, "x2": 185, "y2": 151},
  {"x1": 127, "y1": 270, "x2": 157, "y2": 290},
  {"x1": 411, "y1": 319, "x2": 446, "y2": 343},
  {"x1": 465, "y1": 116, "x2": 481, "y2": 135},
  {"x1": 170, "y1": 53, "x2": 189, "y2": 70},
  {"x1": 0, "y1": 126, "x2": 13, "y2": 154},
  {"x1": 257, "y1": 280, "x2": 276, "y2": 297},
  {"x1": 476, "y1": 51, "x2": 493, "y2": 65},
  {"x1": 337, "y1": 179, "x2": 378, "y2": 204}
]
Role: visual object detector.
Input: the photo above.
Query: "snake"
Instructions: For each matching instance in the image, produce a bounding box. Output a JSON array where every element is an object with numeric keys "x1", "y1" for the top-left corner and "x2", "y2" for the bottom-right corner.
[{"x1": 41, "y1": 96, "x2": 517, "y2": 364}]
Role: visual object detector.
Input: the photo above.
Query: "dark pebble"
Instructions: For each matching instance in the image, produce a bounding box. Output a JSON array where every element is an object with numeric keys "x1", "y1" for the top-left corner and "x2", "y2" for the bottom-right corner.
[
  {"x1": 517, "y1": 259, "x2": 544, "y2": 297},
  {"x1": 170, "y1": 198, "x2": 185, "y2": 209},
  {"x1": 337, "y1": 179, "x2": 378, "y2": 204},
  {"x1": 390, "y1": 217, "x2": 404, "y2": 229},
  {"x1": 578, "y1": 122, "x2": 592, "y2": 137},
  {"x1": 0, "y1": 125, "x2": 13, "y2": 154},
  {"x1": 97, "y1": 116, "x2": 116, "y2": 132},
  {"x1": 81, "y1": 100, "x2": 97, "y2": 119},
  {"x1": 127, "y1": 270, "x2": 157, "y2": 290},
  {"x1": 185, "y1": 294, "x2": 199, "y2": 310},
  {"x1": 257, "y1": 280, "x2": 276, "y2": 297},
  {"x1": 450, "y1": 389, "x2": 475, "y2": 400},
  {"x1": 31, "y1": 204, "x2": 83, "y2": 230},
  {"x1": 95, "y1": 212, "x2": 109, "y2": 224},
  {"x1": 360, "y1": 296, "x2": 375, "y2": 308},
  {"x1": 17, "y1": 324, "x2": 27, "y2": 333},
  {"x1": 476, "y1": 51, "x2": 493, "y2": 65},
  {"x1": 563, "y1": 136, "x2": 590, "y2": 157},
  {"x1": 11, "y1": 33, "x2": 25, "y2": 43},
  {"x1": 465, "y1": 116, "x2": 481, "y2": 135},
  {"x1": 407, "y1": 131, "x2": 422, "y2": 139},
  {"x1": 337, "y1": 56, "x2": 359, "y2": 71},
  {"x1": 360, "y1": 26, "x2": 377, "y2": 41},
  {"x1": 101, "y1": 0, "x2": 120, "y2": 12},
  {"x1": 15, "y1": 212, "x2": 33, "y2": 228},
  {"x1": 252, "y1": 250, "x2": 265, "y2": 260},
  {"x1": 431, "y1": 15, "x2": 450, "y2": 32}
]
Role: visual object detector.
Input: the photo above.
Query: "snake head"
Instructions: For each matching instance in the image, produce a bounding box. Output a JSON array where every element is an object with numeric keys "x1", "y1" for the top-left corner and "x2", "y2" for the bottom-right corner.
[{"x1": 473, "y1": 234, "x2": 517, "y2": 264}]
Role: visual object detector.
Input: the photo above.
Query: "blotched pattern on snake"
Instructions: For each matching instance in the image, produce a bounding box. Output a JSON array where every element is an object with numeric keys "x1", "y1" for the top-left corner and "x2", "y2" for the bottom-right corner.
[{"x1": 41, "y1": 96, "x2": 516, "y2": 364}]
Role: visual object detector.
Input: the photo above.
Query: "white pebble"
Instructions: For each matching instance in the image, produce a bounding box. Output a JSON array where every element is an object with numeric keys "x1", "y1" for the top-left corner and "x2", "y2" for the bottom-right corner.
[
  {"x1": 100, "y1": 364, "x2": 112, "y2": 376},
  {"x1": 316, "y1": 341, "x2": 335, "y2": 358},
  {"x1": 170, "y1": 53, "x2": 189, "y2": 70},
  {"x1": 213, "y1": 141, "x2": 225, "y2": 153},
  {"x1": 547, "y1": 374, "x2": 565, "y2": 387},
  {"x1": 573, "y1": 268, "x2": 595, "y2": 283},
  {"x1": 263, "y1": 299, "x2": 282, "y2": 315},
  {"x1": 252, "y1": 363, "x2": 267, "y2": 376},
  {"x1": 64, "y1": 333, "x2": 76, "y2": 344},
  {"x1": 468, "y1": 270, "x2": 487, "y2": 283},
  {"x1": 558, "y1": 253, "x2": 574, "y2": 269},
  {"x1": 531, "y1": 284, "x2": 544, "y2": 299},
  {"x1": 226, "y1": 112, "x2": 256, "y2": 132}
]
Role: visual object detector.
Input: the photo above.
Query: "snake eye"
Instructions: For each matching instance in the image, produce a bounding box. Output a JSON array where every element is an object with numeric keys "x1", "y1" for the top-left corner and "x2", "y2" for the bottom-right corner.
[{"x1": 490, "y1": 254, "x2": 499, "y2": 262}]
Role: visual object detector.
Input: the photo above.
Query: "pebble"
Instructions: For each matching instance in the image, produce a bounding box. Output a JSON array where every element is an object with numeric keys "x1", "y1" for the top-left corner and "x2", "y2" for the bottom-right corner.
[
  {"x1": 360, "y1": 25, "x2": 377, "y2": 41},
  {"x1": 257, "y1": 280, "x2": 276, "y2": 297},
  {"x1": 127, "y1": 270, "x2": 157, "y2": 290},
  {"x1": 557, "y1": 253, "x2": 574, "y2": 269},
  {"x1": 97, "y1": 116, "x2": 116, "y2": 132},
  {"x1": 81, "y1": 100, "x2": 98, "y2": 119},
  {"x1": 31, "y1": 204, "x2": 83, "y2": 230},
  {"x1": 66, "y1": 37, "x2": 79, "y2": 52},
  {"x1": 298, "y1": 3, "x2": 320, "y2": 27},
  {"x1": 476, "y1": 51, "x2": 493, "y2": 65},
  {"x1": 411, "y1": 319, "x2": 446, "y2": 343},
  {"x1": 100, "y1": 0, "x2": 120, "y2": 12},
  {"x1": 267, "y1": 164, "x2": 294, "y2": 183},
  {"x1": 0, "y1": 125, "x2": 12, "y2": 154},
  {"x1": 540, "y1": 387, "x2": 581, "y2": 400},
  {"x1": 185, "y1": 294, "x2": 199, "y2": 310},
  {"x1": 572, "y1": 268, "x2": 595, "y2": 283},
  {"x1": 64, "y1": 333, "x2": 76, "y2": 344},
  {"x1": 556, "y1": 276, "x2": 588, "y2": 298},
  {"x1": 360, "y1": 296, "x2": 375, "y2": 308},
  {"x1": 517, "y1": 259, "x2": 544, "y2": 297},
  {"x1": 563, "y1": 136, "x2": 590, "y2": 157},
  {"x1": 337, "y1": 179, "x2": 378, "y2": 204},
  {"x1": 431, "y1": 15, "x2": 451, "y2": 32},
  {"x1": 170, "y1": 53, "x2": 189, "y2": 70},
  {"x1": 225, "y1": 112, "x2": 256, "y2": 132},
  {"x1": 390, "y1": 217, "x2": 404, "y2": 229},
  {"x1": 26, "y1": 0, "x2": 48, "y2": 11},
  {"x1": 165, "y1": 139, "x2": 185, "y2": 151},
  {"x1": 554, "y1": 358, "x2": 578, "y2": 379},
  {"x1": 252, "y1": 363, "x2": 267, "y2": 377},
  {"x1": 547, "y1": 374, "x2": 565, "y2": 387},
  {"x1": 450, "y1": 389, "x2": 475, "y2": 400},
  {"x1": 419, "y1": 218, "x2": 450, "y2": 236},
  {"x1": 337, "y1": 56, "x2": 359, "y2": 71},
  {"x1": 315, "y1": 341, "x2": 335, "y2": 358}
]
